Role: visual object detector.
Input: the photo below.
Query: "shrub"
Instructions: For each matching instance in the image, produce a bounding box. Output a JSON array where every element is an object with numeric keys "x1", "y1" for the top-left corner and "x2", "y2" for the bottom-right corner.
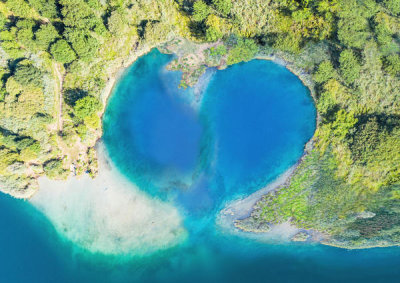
[
  {"x1": 43, "y1": 159, "x2": 66, "y2": 179},
  {"x1": 84, "y1": 113, "x2": 100, "y2": 129},
  {"x1": 0, "y1": 148, "x2": 19, "y2": 172}
]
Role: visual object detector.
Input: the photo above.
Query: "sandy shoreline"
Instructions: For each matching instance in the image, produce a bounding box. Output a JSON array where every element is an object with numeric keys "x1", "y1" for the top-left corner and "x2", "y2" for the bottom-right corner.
[
  {"x1": 216, "y1": 164, "x2": 304, "y2": 242},
  {"x1": 216, "y1": 53, "x2": 319, "y2": 239},
  {"x1": 30, "y1": 142, "x2": 187, "y2": 256},
  {"x1": 216, "y1": 133, "x2": 317, "y2": 242},
  {"x1": 218, "y1": 164, "x2": 298, "y2": 227},
  {"x1": 92, "y1": 45, "x2": 320, "y2": 243},
  {"x1": 29, "y1": 40, "x2": 320, "y2": 248}
]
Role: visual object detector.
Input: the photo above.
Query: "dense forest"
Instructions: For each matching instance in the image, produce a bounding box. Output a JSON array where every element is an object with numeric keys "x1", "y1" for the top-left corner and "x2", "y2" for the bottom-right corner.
[{"x1": 1, "y1": 0, "x2": 400, "y2": 247}]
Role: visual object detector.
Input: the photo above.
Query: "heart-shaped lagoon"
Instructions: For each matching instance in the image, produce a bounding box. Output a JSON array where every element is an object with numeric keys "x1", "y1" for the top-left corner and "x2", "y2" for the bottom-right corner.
[{"x1": 103, "y1": 49, "x2": 316, "y2": 217}]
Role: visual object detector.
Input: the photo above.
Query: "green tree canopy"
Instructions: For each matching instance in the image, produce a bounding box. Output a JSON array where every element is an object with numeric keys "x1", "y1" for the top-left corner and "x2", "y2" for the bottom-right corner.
[
  {"x1": 50, "y1": 39, "x2": 76, "y2": 64},
  {"x1": 43, "y1": 159, "x2": 66, "y2": 179},
  {"x1": 28, "y1": 0, "x2": 58, "y2": 18},
  {"x1": 35, "y1": 24, "x2": 60, "y2": 50},
  {"x1": 14, "y1": 63, "x2": 43, "y2": 88},
  {"x1": 375, "y1": 21, "x2": 393, "y2": 50},
  {"x1": 0, "y1": 13, "x2": 7, "y2": 30},
  {"x1": 16, "y1": 19, "x2": 35, "y2": 49},
  {"x1": 226, "y1": 38, "x2": 258, "y2": 65},
  {"x1": 192, "y1": 0, "x2": 210, "y2": 22},
  {"x1": 34, "y1": 24, "x2": 59, "y2": 50},
  {"x1": 213, "y1": 0, "x2": 232, "y2": 17},
  {"x1": 64, "y1": 28, "x2": 99, "y2": 61},
  {"x1": 383, "y1": 0, "x2": 400, "y2": 16},
  {"x1": 5, "y1": 0, "x2": 33, "y2": 17},
  {"x1": 339, "y1": 49, "x2": 361, "y2": 84},
  {"x1": 314, "y1": 61, "x2": 335, "y2": 84},
  {"x1": 60, "y1": 0, "x2": 106, "y2": 35},
  {"x1": 73, "y1": 95, "x2": 102, "y2": 119},
  {"x1": 384, "y1": 54, "x2": 400, "y2": 77},
  {"x1": 337, "y1": 16, "x2": 369, "y2": 49}
]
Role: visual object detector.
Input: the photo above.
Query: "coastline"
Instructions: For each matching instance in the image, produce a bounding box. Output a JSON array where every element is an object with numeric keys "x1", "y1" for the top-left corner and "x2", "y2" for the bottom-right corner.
[
  {"x1": 216, "y1": 53, "x2": 321, "y2": 241},
  {"x1": 23, "y1": 39, "x2": 391, "y2": 250},
  {"x1": 98, "y1": 42, "x2": 166, "y2": 126},
  {"x1": 30, "y1": 141, "x2": 187, "y2": 256},
  {"x1": 217, "y1": 135, "x2": 321, "y2": 243},
  {"x1": 31, "y1": 39, "x2": 321, "y2": 246}
]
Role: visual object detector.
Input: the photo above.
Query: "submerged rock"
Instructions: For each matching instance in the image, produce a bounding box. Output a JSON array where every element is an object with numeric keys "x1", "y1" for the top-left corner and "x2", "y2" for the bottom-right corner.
[
  {"x1": 234, "y1": 217, "x2": 270, "y2": 233},
  {"x1": 291, "y1": 231, "x2": 309, "y2": 242}
]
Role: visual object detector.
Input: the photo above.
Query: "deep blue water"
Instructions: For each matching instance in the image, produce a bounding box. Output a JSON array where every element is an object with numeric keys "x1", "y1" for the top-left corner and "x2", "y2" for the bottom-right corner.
[{"x1": 1, "y1": 49, "x2": 400, "y2": 282}]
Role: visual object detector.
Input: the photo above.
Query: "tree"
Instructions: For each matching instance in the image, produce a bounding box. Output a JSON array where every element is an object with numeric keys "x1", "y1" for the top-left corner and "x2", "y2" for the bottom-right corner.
[
  {"x1": 331, "y1": 109, "x2": 358, "y2": 141},
  {"x1": 213, "y1": 0, "x2": 232, "y2": 17},
  {"x1": 204, "y1": 14, "x2": 229, "y2": 42},
  {"x1": 314, "y1": 61, "x2": 335, "y2": 83},
  {"x1": 5, "y1": 0, "x2": 33, "y2": 18},
  {"x1": 339, "y1": 49, "x2": 361, "y2": 84},
  {"x1": 16, "y1": 19, "x2": 35, "y2": 49},
  {"x1": 192, "y1": 0, "x2": 210, "y2": 22},
  {"x1": 43, "y1": 159, "x2": 66, "y2": 179},
  {"x1": 0, "y1": 13, "x2": 6, "y2": 30},
  {"x1": 226, "y1": 38, "x2": 258, "y2": 65},
  {"x1": 375, "y1": 22, "x2": 392, "y2": 46},
  {"x1": 73, "y1": 96, "x2": 102, "y2": 120},
  {"x1": 0, "y1": 30, "x2": 24, "y2": 58},
  {"x1": 64, "y1": 28, "x2": 99, "y2": 61},
  {"x1": 383, "y1": 0, "x2": 400, "y2": 16},
  {"x1": 60, "y1": 0, "x2": 106, "y2": 35},
  {"x1": 50, "y1": 39, "x2": 76, "y2": 64},
  {"x1": 28, "y1": 0, "x2": 58, "y2": 18},
  {"x1": 14, "y1": 62, "x2": 43, "y2": 88},
  {"x1": 384, "y1": 54, "x2": 400, "y2": 77},
  {"x1": 34, "y1": 24, "x2": 60, "y2": 50},
  {"x1": 337, "y1": 17, "x2": 369, "y2": 49},
  {"x1": 206, "y1": 26, "x2": 222, "y2": 42}
]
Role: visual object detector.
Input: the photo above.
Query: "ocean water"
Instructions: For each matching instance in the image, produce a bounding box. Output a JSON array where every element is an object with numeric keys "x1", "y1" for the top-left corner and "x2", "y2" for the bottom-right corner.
[{"x1": 1, "y1": 49, "x2": 400, "y2": 282}]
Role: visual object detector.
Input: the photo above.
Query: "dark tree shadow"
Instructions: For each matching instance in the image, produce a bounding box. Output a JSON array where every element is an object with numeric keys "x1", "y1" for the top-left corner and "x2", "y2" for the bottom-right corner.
[{"x1": 64, "y1": 88, "x2": 88, "y2": 106}]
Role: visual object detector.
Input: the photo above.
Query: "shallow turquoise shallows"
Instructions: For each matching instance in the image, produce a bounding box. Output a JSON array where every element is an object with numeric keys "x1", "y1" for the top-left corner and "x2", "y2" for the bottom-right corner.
[{"x1": 2, "y1": 49, "x2": 400, "y2": 283}]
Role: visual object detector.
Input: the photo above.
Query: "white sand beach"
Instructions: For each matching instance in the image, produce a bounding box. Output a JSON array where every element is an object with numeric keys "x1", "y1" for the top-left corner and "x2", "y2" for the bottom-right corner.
[{"x1": 30, "y1": 142, "x2": 187, "y2": 257}]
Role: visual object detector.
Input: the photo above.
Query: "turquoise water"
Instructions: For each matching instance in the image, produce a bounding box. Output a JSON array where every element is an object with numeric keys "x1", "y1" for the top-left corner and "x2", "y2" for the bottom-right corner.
[{"x1": 2, "y1": 49, "x2": 400, "y2": 282}]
